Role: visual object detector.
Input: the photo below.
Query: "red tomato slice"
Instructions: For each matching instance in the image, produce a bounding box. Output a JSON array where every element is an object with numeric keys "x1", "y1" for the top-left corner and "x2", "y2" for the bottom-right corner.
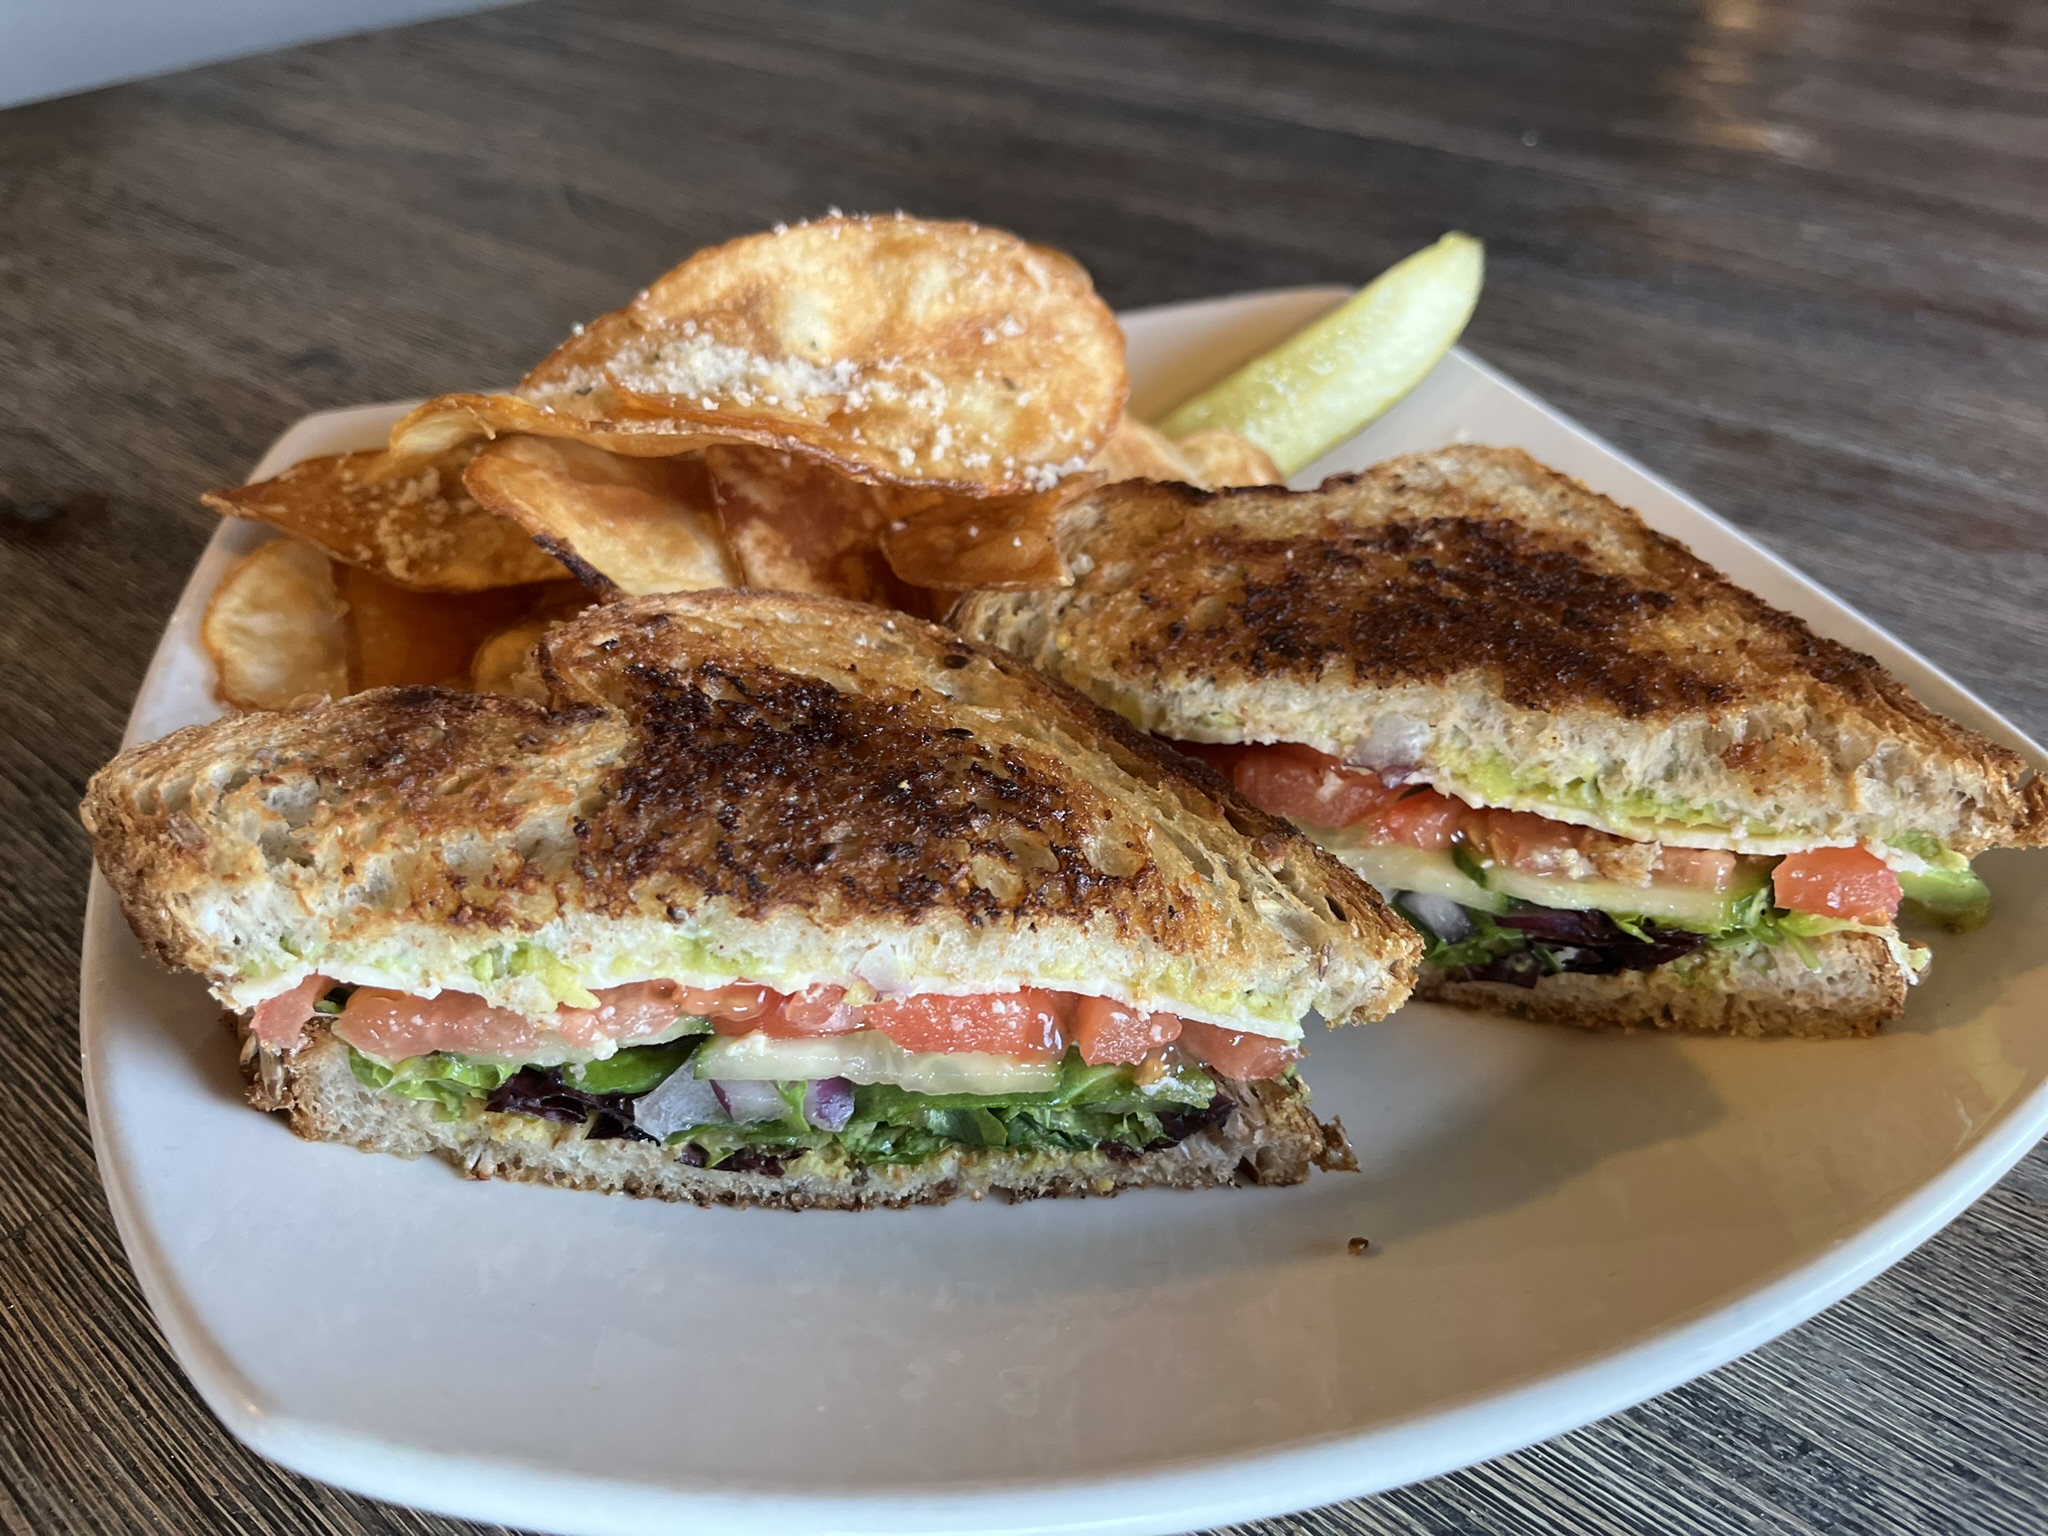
[
  {"x1": 1069, "y1": 996, "x2": 1185, "y2": 1066},
  {"x1": 768, "y1": 984, "x2": 859, "y2": 1035},
  {"x1": 1479, "y1": 808, "x2": 1586, "y2": 877},
  {"x1": 1228, "y1": 743, "x2": 1396, "y2": 828},
  {"x1": 249, "y1": 974, "x2": 333, "y2": 1050},
  {"x1": 1371, "y1": 787, "x2": 1467, "y2": 851},
  {"x1": 1772, "y1": 847, "x2": 1902, "y2": 925},
  {"x1": 1175, "y1": 1020, "x2": 1297, "y2": 1080},
  {"x1": 336, "y1": 987, "x2": 538, "y2": 1059},
  {"x1": 862, "y1": 988, "x2": 1068, "y2": 1061}
]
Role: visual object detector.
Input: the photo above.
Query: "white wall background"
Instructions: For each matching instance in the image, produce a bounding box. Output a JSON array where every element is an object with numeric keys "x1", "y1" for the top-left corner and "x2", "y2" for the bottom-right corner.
[{"x1": 0, "y1": 0, "x2": 522, "y2": 111}]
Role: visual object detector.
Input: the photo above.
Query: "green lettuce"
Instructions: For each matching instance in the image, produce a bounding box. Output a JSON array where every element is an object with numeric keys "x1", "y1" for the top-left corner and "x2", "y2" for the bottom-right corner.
[
  {"x1": 348, "y1": 1050, "x2": 519, "y2": 1120},
  {"x1": 565, "y1": 1033, "x2": 707, "y2": 1094},
  {"x1": 348, "y1": 1037, "x2": 1227, "y2": 1170},
  {"x1": 654, "y1": 1052, "x2": 1219, "y2": 1170}
]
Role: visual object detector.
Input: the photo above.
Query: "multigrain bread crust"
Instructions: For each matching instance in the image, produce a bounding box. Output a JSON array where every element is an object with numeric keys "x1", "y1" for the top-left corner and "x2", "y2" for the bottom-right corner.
[
  {"x1": 1419, "y1": 929, "x2": 1908, "y2": 1040},
  {"x1": 242, "y1": 1026, "x2": 1355, "y2": 1207},
  {"x1": 82, "y1": 590, "x2": 1417, "y2": 1030},
  {"x1": 951, "y1": 446, "x2": 2048, "y2": 857}
]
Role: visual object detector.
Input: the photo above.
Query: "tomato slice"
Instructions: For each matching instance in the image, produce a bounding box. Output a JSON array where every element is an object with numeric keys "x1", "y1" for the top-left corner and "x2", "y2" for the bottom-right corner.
[
  {"x1": 249, "y1": 974, "x2": 333, "y2": 1050},
  {"x1": 1069, "y1": 996, "x2": 1185, "y2": 1065},
  {"x1": 1478, "y1": 808, "x2": 1587, "y2": 876},
  {"x1": 1372, "y1": 786, "x2": 1466, "y2": 851},
  {"x1": 336, "y1": 986, "x2": 539, "y2": 1059},
  {"x1": 1772, "y1": 847, "x2": 1902, "y2": 925},
  {"x1": 861, "y1": 988, "x2": 1068, "y2": 1061},
  {"x1": 1175, "y1": 1020, "x2": 1297, "y2": 1080},
  {"x1": 1227, "y1": 743, "x2": 1397, "y2": 828}
]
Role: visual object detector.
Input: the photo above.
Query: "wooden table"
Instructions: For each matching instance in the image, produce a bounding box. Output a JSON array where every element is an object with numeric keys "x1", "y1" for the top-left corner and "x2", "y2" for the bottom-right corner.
[{"x1": 4, "y1": 2, "x2": 2044, "y2": 1530}]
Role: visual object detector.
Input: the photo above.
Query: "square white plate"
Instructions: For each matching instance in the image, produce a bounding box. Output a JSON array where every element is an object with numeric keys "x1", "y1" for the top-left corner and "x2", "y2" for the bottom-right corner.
[{"x1": 81, "y1": 289, "x2": 2048, "y2": 1536}]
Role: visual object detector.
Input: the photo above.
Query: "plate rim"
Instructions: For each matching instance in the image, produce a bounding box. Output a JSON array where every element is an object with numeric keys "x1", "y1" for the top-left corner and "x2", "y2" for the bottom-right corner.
[{"x1": 78, "y1": 288, "x2": 2048, "y2": 1536}]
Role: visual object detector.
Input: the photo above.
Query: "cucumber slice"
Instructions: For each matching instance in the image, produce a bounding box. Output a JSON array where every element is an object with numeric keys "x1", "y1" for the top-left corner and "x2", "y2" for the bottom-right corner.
[
  {"x1": 1158, "y1": 232, "x2": 1484, "y2": 474},
  {"x1": 693, "y1": 1031, "x2": 1062, "y2": 1096}
]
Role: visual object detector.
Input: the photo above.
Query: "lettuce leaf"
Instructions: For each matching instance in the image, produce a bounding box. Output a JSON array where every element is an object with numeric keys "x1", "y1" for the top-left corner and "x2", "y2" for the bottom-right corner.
[
  {"x1": 348, "y1": 1050, "x2": 519, "y2": 1120},
  {"x1": 656, "y1": 1052, "x2": 1220, "y2": 1169}
]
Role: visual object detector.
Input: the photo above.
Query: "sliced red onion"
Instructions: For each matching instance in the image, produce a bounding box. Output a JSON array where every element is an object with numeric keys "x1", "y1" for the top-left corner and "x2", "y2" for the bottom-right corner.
[
  {"x1": 633, "y1": 1070, "x2": 728, "y2": 1139},
  {"x1": 803, "y1": 1077, "x2": 856, "y2": 1132},
  {"x1": 1400, "y1": 890, "x2": 1474, "y2": 943},
  {"x1": 711, "y1": 1078, "x2": 789, "y2": 1125}
]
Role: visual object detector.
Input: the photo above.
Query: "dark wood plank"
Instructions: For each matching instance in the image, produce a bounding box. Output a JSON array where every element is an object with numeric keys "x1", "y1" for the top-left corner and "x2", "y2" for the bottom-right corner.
[{"x1": 2, "y1": 2, "x2": 2043, "y2": 1532}]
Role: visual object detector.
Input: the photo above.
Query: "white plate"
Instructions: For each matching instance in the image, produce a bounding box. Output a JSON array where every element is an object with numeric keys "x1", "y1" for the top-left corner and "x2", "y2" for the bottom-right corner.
[{"x1": 81, "y1": 290, "x2": 2048, "y2": 1536}]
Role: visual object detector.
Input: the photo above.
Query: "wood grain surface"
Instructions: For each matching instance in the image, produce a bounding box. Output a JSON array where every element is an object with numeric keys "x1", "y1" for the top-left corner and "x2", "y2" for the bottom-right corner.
[{"x1": 3, "y1": 1, "x2": 2044, "y2": 1532}]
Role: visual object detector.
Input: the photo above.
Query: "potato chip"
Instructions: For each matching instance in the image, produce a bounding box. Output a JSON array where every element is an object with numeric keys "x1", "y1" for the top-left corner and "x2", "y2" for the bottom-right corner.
[
  {"x1": 877, "y1": 477, "x2": 1099, "y2": 592},
  {"x1": 466, "y1": 584, "x2": 590, "y2": 701},
  {"x1": 469, "y1": 617, "x2": 554, "y2": 702},
  {"x1": 1171, "y1": 429, "x2": 1283, "y2": 488},
  {"x1": 391, "y1": 215, "x2": 1127, "y2": 496},
  {"x1": 1089, "y1": 417, "x2": 1282, "y2": 491},
  {"x1": 1090, "y1": 416, "x2": 1200, "y2": 485},
  {"x1": 201, "y1": 538, "x2": 349, "y2": 710},
  {"x1": 335, "y1": 566, "x2": 564, "y2": 690},
  {"x1": 464, "y1": 436, "x2": 738, "y2": 598},
  {"x1": 202, "y1": 443, "x2": 568, "y2": 592},
  {"x1": 705, "y1": 444, "x2": 925, "y2": 608}
]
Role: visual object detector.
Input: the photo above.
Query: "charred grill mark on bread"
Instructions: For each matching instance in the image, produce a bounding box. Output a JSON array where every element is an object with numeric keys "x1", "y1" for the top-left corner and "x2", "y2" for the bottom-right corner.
[
  {"x1": 83, "y1": 590, "x2": 1417, "y2": 1031},
  {"x1": 1132, "y1": 517, "x2": 1737, "y2": 717},
  {"x1": 952, "y1": 446, "x2": 2048, "y2": 856}
]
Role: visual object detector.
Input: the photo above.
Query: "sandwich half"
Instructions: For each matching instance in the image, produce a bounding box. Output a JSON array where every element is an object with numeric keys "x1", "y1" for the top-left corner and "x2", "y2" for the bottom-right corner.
[
  {"x1": 83, "y1": 590, "x2": 1417, "y2": 1207},
  {"x1": 951, "y1": 445, "x2": 2047, "y2": 1038}
]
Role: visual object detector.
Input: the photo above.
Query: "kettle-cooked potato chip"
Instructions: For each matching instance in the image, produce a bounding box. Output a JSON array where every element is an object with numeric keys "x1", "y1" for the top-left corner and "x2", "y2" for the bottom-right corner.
[
  {"x1": 201, "y1": 537, "x2": 349, "y2": 710},
  {"x1": 203, "y1": 443, "x2": 568, "y2": 592},
  {"x1": 464, "y1": 436, "x2": 739, "y2": 598},
  {"x1": 335, "y1": 566, "x2": 557, "y2": 691},
  {"x1": 1089, "y1": 416, "x2": 1281, "y2": 490},
  {"x1": 704, "y1": 444, "x2": 925, "y2": 608},
  {"x1": 877, "y1": 477, "x2": 1099, "y2": 592},
  {"x1": 392, "y1": 215, "x2": 1127, "y2": 497},
  {"x1": 1171, "y1": 428, "x2": 1283, "y2": 489},
  {"x1": 1090, "y1": 415, "x2": 1200, "y2": 485},
  {"x1": 469, "y1": 584, "x2": 597, "y2": 702}
]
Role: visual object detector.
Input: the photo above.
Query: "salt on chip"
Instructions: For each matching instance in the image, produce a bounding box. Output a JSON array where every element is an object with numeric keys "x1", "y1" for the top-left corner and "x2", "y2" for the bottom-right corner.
[
  {"x1": 202, "y1": 444, "x2": 569, "y2": 592},
  {"x1": 201, "y1": 537, "x2": 349, "y2": 710},
  {"x1": 391, "y1": 215, "x2": 1127, "y2": 496},
  {"x1": 464, "y1": 436, "x2": 739, "y2": 597},
  {"x1": 877, "y1": 477, "x2": 1099, "y2": 592},
  {"x1": 705, "y1": 444, "x2": 924, "y2": 608}
]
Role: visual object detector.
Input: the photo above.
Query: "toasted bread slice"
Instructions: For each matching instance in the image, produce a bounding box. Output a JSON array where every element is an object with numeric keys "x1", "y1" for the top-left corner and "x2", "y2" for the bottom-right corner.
[
  {"x1": 240, "y1": 1024, "x2": 1354, "y2": 1207},
  {"x1": 951, "y1": 446, "x2": 2047, "y2": 858},
  {"x1": 1418, "y1": 928, "x2": 1909, "y2": 1039},
  {"x1": 83, "y1": 591, "x2": 1416, "y2": 1035}
]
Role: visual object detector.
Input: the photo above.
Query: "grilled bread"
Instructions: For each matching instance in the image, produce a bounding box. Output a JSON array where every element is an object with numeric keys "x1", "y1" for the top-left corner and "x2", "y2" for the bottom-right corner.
[
  {"x1": 244, "y1": 1023, "x2": 1355, "y2": 1206},
  {"x1": 84, "y1": 591, "x2": 1414, "y2": 1203},
  {"x1": 85, "y1": 590, "x2": 1415, "y2": 1033},
  {"x1": 953, "y1": 446, "x2": 2047, "y2": 858},
  {"x1": 951, "y1": 445, "x2": 2044, "y2": 1037},
  {"x1": 1418, "y1": 927, "x2": 1906, "y2": 1040}
]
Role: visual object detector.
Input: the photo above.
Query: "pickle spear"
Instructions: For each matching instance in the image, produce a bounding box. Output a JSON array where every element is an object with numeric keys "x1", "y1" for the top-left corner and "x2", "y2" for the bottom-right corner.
[{"x1": 1159, "y1": 232, "x2": 1484, "y2": 476}]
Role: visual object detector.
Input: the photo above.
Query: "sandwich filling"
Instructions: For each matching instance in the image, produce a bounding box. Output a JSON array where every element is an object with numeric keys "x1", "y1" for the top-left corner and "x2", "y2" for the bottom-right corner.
[
  {"x1": 252, "y1": 980, "x2": 1293, "y2": 1171},
  {"x1": 1176, "y1": 741, "x2": 1978, "y2": 987}
]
